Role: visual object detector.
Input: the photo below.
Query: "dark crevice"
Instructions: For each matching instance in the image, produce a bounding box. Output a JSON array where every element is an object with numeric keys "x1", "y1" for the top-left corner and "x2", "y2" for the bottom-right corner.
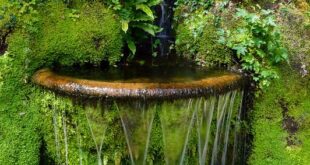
[
  {"x1": 93, "y1": 37, "x2": 103, "y2": 50},
  {"x1": 0, "y1": 29, "x2": 12, "y2": 55},
  {"x1": 278, "y1": 98, "x2": 301, "y2": 146},
  {"x1": 39, "y1": 137, "x2": 55, "y2": 165},
  {"x1": 240, "y1": 76, "x2": 255, "y2": 165}
]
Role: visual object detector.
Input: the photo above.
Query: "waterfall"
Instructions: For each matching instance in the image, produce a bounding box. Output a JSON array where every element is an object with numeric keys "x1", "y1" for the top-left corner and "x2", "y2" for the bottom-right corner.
[
  {"x1": 156, "y1": 0, "x2": 175, "y2": 56},
  {"x1": 49, "y1": 90, "x2": 244, "y2": 164}
]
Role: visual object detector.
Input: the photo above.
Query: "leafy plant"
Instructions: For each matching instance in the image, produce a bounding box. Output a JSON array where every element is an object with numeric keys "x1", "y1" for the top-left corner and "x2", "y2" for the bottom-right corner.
[
  {"x1": 175, "y1": 0, "x2": 214, "y2": 12},
  {"x1": 218, "y1": 8, "x2": 288, "y2": 89},
  {"x1": 106, "y1": 0, "x2": 161, "y2": 57}
]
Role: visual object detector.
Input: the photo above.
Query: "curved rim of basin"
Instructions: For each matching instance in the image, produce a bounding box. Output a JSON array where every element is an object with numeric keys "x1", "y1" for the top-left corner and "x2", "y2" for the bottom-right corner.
[{"x1": 33, "y1": 68, "x2": 243, "y2": 99}]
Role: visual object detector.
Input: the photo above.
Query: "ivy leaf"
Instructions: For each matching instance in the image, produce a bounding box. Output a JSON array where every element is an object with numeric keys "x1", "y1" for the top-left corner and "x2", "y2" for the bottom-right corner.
[
  {"x1": 253, "y1": 77, "x2": 259, "y2": 82},
  {"x1": 248, "y1": 14, "x2": 259, "y2": 23},
  {"x1": 264, "y1": 16, "x2": 276, "y2": 26},
  {"x1": 233, "y1": 45, "x2": 247, "y2": 56},
  {"x1": 236, "y1": 8, "x2": 248, "y2": 18},
  {"x1": 136, "y1": 4, "x2": 154, "y2": 20},
  {"x1": 256, "y1": 49, "x2": 266, "y2": 58},
  {"x1": 121, "y1": 20, "x2": 129, "y2": 33}
]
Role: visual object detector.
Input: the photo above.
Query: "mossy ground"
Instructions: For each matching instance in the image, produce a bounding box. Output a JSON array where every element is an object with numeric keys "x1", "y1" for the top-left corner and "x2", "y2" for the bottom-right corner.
[{"x1": 249, "y1": 67, "x2": 310, "y2": 165}]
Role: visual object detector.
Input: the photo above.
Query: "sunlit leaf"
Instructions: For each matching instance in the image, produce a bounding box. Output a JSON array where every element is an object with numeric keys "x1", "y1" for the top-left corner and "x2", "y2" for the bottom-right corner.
[
  {"x1": 121, "y1": 20, "x2": 129, "y2": 33},
  {"x1": 136, "y1": 4, "x2": 154, "y2": 20}
]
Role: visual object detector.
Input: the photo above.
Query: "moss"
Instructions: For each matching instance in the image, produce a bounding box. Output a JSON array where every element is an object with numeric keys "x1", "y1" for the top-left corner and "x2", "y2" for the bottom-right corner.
[
  {"x1": 0, "y1": 32, "x2": 41, "y2": 164},
  {"x1": 0, "y1": 1, "x2": 123, "y2": 164},
  {"x1": 249, "y1": 67, "x2": 310, "y2": 165},
  {"x1": 34, "y1": 1, "x2": 123, "y2": 66},
  {"x1": 196, "y1": 26, "x2": 232, "y2": 67},
  {"x1": 278, "y1": 4, "x2": 310, "y2": 76}
]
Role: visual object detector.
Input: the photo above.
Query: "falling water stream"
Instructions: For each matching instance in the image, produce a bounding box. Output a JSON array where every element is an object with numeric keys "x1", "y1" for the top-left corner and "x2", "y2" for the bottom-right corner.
[
  {"x1": 156, "y1": 0, "x2": 175, "y2": 56},
  {"x1": 47, "y1": 90, "x2": 244, "y2": 165}
]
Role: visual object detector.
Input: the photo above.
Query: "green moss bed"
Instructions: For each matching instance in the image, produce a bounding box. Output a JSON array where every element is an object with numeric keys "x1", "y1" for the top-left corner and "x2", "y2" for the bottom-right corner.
[{"x1": 250, "y1": 67, "x2": 310, "y2": 165}]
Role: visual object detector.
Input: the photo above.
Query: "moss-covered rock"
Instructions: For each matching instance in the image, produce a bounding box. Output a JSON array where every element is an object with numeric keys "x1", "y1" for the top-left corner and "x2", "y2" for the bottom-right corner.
[
  {"x1": 174, "y1": 8, "x2": 232, "y2": 67},
  {"x1": 35, "y1": 1, "x2": 123, "y2": 66},
  {"x1": 0, "y1": 1, "x2": 123, "y2": 164},
  {"x1": 0, "y1": 31, "x2": 42, "y2": 164}
]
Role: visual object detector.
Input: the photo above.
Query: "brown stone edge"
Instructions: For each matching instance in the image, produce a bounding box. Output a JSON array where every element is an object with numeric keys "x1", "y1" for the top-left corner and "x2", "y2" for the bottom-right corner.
[{"x1": 32, "y1": 68, "x2": 244, "y2": 99}]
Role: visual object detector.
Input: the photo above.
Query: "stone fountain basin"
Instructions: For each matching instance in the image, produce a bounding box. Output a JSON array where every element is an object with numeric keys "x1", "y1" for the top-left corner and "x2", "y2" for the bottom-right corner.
[{"x1": 32, "y1": 67, "x2": 243, "y2": 99}]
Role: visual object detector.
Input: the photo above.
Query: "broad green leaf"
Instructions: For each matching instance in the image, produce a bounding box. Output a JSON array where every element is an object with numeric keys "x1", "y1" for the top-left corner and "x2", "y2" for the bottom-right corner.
[
  {"x1": 136, "y1": 4, "x2": 154, "y2": 20},
  {"x1": 132, "y1": 23, "x2": 159, "y2": 36},
  {"x1": 236, "y1": 8, "x2": 248, "y2": 18},
  {"x1": 233, "y1": 45, "x2": 247, "y2": 55},
  {"x1": 127, "y1": 39, "x2": 136, "y2": 55},
  {"x1": 264, "y1": 16, "x2": 276, "y2": 26},
  {"x1": 148, "y1": 0, "x2": 162, "y2": 6},
  {"x1": 133, "y1": 13, "x2": 154, "y2": 21}
]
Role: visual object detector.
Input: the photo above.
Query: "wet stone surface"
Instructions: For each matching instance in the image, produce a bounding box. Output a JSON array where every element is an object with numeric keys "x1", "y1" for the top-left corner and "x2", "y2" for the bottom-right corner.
[{"x1": 33, "y1": 66, "x2": 243, "y2": 100}]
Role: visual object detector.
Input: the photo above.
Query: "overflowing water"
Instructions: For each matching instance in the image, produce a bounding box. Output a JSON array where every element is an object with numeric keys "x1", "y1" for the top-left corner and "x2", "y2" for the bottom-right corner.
[{"x1": 44, "y1": 90, "x2": 244, "y2": 164}]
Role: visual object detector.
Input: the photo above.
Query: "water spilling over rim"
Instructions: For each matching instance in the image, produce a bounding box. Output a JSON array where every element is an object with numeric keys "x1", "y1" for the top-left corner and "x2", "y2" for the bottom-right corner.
[{"x1": 32, "y1": 67, "x2": 243, "y2": 99}]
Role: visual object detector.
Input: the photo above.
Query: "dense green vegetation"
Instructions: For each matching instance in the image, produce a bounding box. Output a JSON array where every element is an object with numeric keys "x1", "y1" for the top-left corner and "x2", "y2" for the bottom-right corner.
[
  {"x1": 0, "y1": 0, "x2": 309, "y2": 164},
  {"x1": 174, "y1": 0, "x2": 288, "y2": 89}
]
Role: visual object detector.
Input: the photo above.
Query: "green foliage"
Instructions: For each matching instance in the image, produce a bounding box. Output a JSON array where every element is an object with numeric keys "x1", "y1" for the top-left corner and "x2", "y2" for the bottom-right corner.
[
  {"x1": 219, "y1": 8, "x2": 288, "y2": 89},
  {"x1": 106, "y1": 0, "x2": 161, "y2": 56},
  {"x1": 175, "y1": 0, "x2": 214, "y2": 12}
]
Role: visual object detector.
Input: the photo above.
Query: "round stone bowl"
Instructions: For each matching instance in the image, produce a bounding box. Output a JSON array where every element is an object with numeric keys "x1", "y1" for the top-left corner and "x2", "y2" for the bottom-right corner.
[{"x1": 32, "y1": 66, "x2": 243, "y2": 99}]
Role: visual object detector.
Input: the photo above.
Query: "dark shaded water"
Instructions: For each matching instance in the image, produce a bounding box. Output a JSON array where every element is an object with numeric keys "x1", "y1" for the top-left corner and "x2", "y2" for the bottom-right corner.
[{"x1": 53, "y1": 66, "x2": 235, "y2": 83}]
